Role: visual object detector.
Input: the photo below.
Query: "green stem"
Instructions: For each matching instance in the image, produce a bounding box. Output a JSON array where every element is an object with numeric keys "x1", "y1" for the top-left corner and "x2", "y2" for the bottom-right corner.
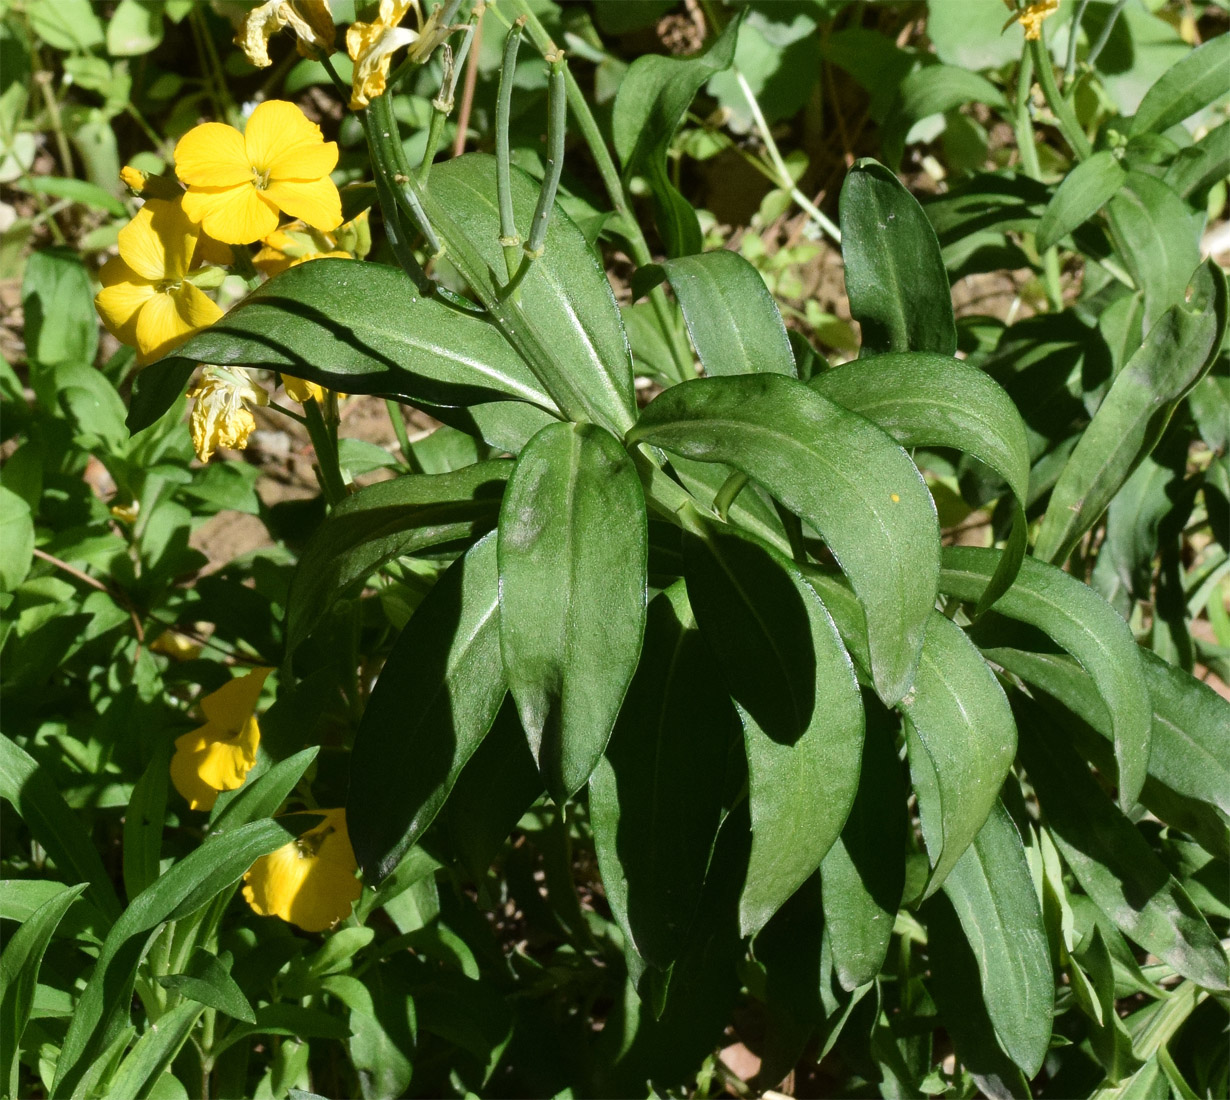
[
  {"x1": 496, "y1": 17, "x2": 526, "y2": 280},
  {"x1": 1085, "y1": 0, "x2": 1130, "y2": 71},
  {"x1": 417, "y1": 107, "x2": 448, "y2": 185},
  {"x1": 1014, "y1": 49, "x2": 1062, "y2": 309},
  {"x1": 385, "y1": 399, "x2": 415, "y2": 467},
  {"x1": 1030, "y1": 36, "x2": 1092, "y2": 161},
  {"x1": 303, "y1": 398, "x2": 348, "y2": 505},
  {"x1": 523, "y1": 52, "x2": 568, "y2": 259},
  {"x1": 713, "y1": 471, "x2": 749, "y2": 521},
  {"x1": 1063, "y1": 0, "x2": 1091, "y2": 87}
]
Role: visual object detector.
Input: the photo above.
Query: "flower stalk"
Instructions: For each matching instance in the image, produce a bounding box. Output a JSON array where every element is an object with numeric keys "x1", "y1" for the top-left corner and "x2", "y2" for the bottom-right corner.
[{"x1": 496, "y1": 16, "x2": 526, "y2": 281}]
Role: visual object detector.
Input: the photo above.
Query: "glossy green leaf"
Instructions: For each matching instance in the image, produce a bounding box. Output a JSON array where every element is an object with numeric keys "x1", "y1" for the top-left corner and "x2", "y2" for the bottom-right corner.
[
  {"x1": 209, "y1": 747, "x2": 320, "y2": 833},
  {"x1": 590, "y1": 582, "x2": 739, "y2": 966},
  {"x1": 634, "y1": 250, "x2": 794, "y2": 377},
  {"x1": 1129, "y1": 35, "x2": 1230, "y2": 136},
  {"x1": 810, "y1": 350, "x2": 1030, "y2": 612},
  {"x1": 348, "y1": 532, "x2": 505, "y2": 880},
  {"x1": 1035, "y1": 260, "x2": 1227, "y2": 564},
  {"x1": 819, "y1": 706, "x2": 907, "y2": 990},
  {"x1": 939, "y1": 802, "x2": 1053, "y2": 1077},
  {"x1": 612, "y1": 17, "x2": 741, "y2": 257},
  {"x1": 839, "y1": 158, "x2": 956, "y2": 357},
  {"x1": 128, "y1": 260, "x2": 556, "y2": 433},
  {"x1": 285, "y1": 463, "x2": 511, "y2": 653},
  {"x1": 122, "y1": 743, "x2": 170, "y2": 902},
  {"x1": 498, "y1": 421, "x2": 647, "y2": 802},
  {"x1": 940, "y1": 547, "x2": 1151, "y2": 810},
  {"x1": 0, "y1": 733, "x2": 121, "y2": 922},
  {"x1": 1016, "y1": 709, "x2": 1229, "y2": 992},
  {"x1": 902, "y1": 612, "x2": 1017, "y2": 899},
  {"x1": 630, "y1": 374, "x2": 940, "y2": 705},
  {"x1": 1037, "y1": 150, "x2": 1127, "y2": 252},
  {"x1": 106, "y1": 998, "x2": 204, "y2": 1100},
  {"x1": 52, "y1": 817, "x2": 304, "y2": 1097},
  {"x1": 682, "y1": 521, "x2": 863, "y2": 937},
  {"x1": 157, "y1": 949, "x2": 255, "y2": 1024},
  {"x1": 0, "y1": 883, "x2": 88, "y2": 1093}
]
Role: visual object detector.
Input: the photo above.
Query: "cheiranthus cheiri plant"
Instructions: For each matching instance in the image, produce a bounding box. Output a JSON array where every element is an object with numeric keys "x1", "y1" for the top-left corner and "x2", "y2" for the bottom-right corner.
[{"x1": 8, "y1": 0, "x2": 1229, "y2": 1097}]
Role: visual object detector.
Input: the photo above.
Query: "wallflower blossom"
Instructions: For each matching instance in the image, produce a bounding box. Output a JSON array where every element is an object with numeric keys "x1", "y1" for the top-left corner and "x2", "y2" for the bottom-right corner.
[
  {"x1": 188, "y1": 366, "x2": 270, "y2": 462},
  {"x1": 170, "y1": 667, "x2": 272, "y2": 811},
  {"x1": 236, "y1": 0, "x2": 334, "y2": 68},
  {"x1": 95, "y1": 199, "x2": 224, "y2": 365},
  {"x1": 243, "y1": 808, "x2": 362, "y2": 931},
  {"x1": 252, "y1": 207, "x2": 370, "y2": 277},
  {"x1": 346, "y1": 0, "x2": 450, "y2": 110},
  {"x1": 1006, "y1": 0, "x2": 1059, "y2": 40},
  {"x1": 282, "y1": 375, "x2": 327, "y2": 403},
  {"x1": 175, "y1": 100, "x2": 342, "y2": 245}
]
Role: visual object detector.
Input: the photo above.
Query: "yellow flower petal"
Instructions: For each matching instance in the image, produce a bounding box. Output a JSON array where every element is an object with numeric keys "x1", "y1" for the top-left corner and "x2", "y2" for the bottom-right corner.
[
  {"x1": 244, "y1": 100, "x2": 334, "y2": 178},
  {"x1": 201, "y1": 666, "x2": 271, "y2": 727},
  {"x1": 183, "y1": 183, "x2": 280, "y2": 245},
  {"x1": 117, "y1": 199, "x2": 195, "y2": 281},
  {"x1": 133, "y1": 283, "x2": 222, "y2": 364},
  {"x1": 95, "y1": 261, "x2": 155, "y2": 346},
  {"x1": 236, "y1": 0, "x2": 285, "y2": 67},
  {"x1": 282, "y1": 374, "x2": 326, "y2": 403},
  {"x1": 262, "y1": 177, "x2": 342, "y2": 232},
  {"x1": 189, "y1": 367, "x2": 270, "y2": 461},
  {"x1": 175, "y1": 122, "x2": 252, "y2": 188}
]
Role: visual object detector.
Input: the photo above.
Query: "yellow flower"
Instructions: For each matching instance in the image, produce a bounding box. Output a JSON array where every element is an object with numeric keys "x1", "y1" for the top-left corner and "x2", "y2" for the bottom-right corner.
[
  {"x1": 243, "y1": 808, "x2": 362, "y2": 932},
  {"x1": 175, "y1": 100, "x2": 342, "y2": 245},
  {"x1": 1006, "y1": 0, "x2": 1059, "y2": 40},
  {"x1": 170, "y1": 667, "x2": 272, "y2": 811},
  {"x1": 188, "y1": 366, "x2": 270, "y2": 463},
  {"x1": 237, "y1": 0, "x2": 334, "y2": 68},
  {"x1": 282, "y1": 374, "x2": 327, "y2": 403},
  {"x1": 151, "y1": 629, "x2": 204, "y2": 662},
  {"x1": 95, "y1": 199, "x2": 224, "y2": 365},
  {"x1": 346, "y1": 0, "x2": 451, "y2": 110}
]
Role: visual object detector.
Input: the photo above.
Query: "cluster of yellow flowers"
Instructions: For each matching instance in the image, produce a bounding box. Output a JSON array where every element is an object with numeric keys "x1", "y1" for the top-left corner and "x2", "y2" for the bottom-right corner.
[
  {"x1": 1002, "y1": 0, "x2": 1060, "y2": 40},
  {"x1": 169, "y1": 666, "x2": 362, "y2": 932}
]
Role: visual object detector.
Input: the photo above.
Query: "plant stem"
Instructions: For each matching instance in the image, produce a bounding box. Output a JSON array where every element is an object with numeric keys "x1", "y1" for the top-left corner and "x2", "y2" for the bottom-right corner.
[
  {"x1": 385, "y1": 399, "x2": 415, "y2": 466},
  {"x1": 524, "y1": 51, "x2": 567, "y2": 259},
  {"x1": 1063, "y1": 0, "x2": 1091, "y2": 87},
  {"x1": 1030, "y1": 36, "x2": 1092, "y2": 161},
  {"x1": 1014, "y1": 49, "x2": 1063, "y2": 309},
  {"x1": 1085, "y1": 0, "x2": 1130, "y2": 71},
  {"x1": 303, "y1": 397, "x2": 348, "y2": 506},
  {"x1": 495, "y1": 17, "x2": 526, "y2": 280}
]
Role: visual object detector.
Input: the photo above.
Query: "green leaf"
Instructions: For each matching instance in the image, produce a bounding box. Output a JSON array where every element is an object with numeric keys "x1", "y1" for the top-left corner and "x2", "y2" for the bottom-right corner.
[
  {"x1": 21, "y1": 248, "x2": 98, "y2": 370},
  {"x1": 633, "y1": 250, "x2": 794, "y2": 377},
  {"x1": 157, "y1": 949, "x2": 255, "y2": 1024},
  {"x1": 106, "y1": 998, "x2": 203, "y2": 1100},
  {"x1": 682, "y1": 521, "x2": 863, "y2": 937},
  {"x1": 0, "y1": 486, "x2": 34, "y2": 593},
  {"x1": 838, "y1": 158, "x2": 956, "y2": 358},
  {"x1": 1129, "y1": 34, "x2": 1230, "y2": 137},
  {"x1": 810, "y1": 350, "x2": 1030, "y2": 612},
  {"x1": 27, "y1": 0, "x2": 104, "y2": 49},
  {"x1": 22, "y1": 175, "x2": 126, "y2": 216},
  {"x1": 938, "y1": 802, "x2": 1053, "y2": 1077},
  {"x1": 0, "y1": 734, "x2": 121, "y2": 922},
  {"x1": 498, "y1": 422, "x2": 647, "y2": 801},
  {"x1": 819, "y1": 705, "x2": 907, "y2": 991},
  {"x1": 1165, "y1": 121, "x2": 1230, "y2": 199},
  {"x1": 630, "y1": 374, "x2": 940, "y2": 705},
  {"x1": 129, "y1": 260, "x2": 556, "y2": 433},
  {"x1": 612, "y1": 17, "x2": 741, "y2": 256},
  {"x1": 1016, "y1": 708, "x2": 1229, "y2": 992},
  {"x1": 902, "y1": 612, "x2": 1017, "y2": 899},
  {"x1": 941, "y1": 547, "x2": 1152, "y2": 811},
  {"x1": 348, "y1": 533, "x2": 505, "y2": 880},
  {"x1": 209, "y1": 747, "x2": 321, "y2": 833},
  {"x1": 881, "y1": 65, "x2": 1007, "y2": 169},
  {"x1": 122, "y1": 742, "x2": 170, "y2": 902},
  {"x1": 285, "y1": 463, "x2": 510, "y2": 653},
  {"x1": 52, "y1": 817, "x2": 304, "y2": 1097},
  {"x1": 590, "y1": 582, "x2": 738, "y2": 967},
  {"x1": 1037, "y1": 150, "x2": 1128, "y2": 252},
  {"x1": 1035, "y1": 260, "x2": 1227, "y2": 564},
  {"x1": 0, "y1": 883, "x2": 88, "y2": 1094},
  {"x1": 105, "y1": 0, "x2": 165, "y2": 56}
]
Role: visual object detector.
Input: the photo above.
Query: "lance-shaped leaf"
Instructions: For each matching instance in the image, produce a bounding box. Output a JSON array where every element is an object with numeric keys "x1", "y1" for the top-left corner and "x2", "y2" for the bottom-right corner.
[
  {"x1": 811, "y1": 350, "x2": 1030, "y2": 612},
  {"x1": 498, "y1": 422, "x2": 647, "y2": 802},
  {"x1": 630, "y1": 374, "x2": 940, "y2": 705},
  {"x1": 1035, "y1": 260, "x2": 1227, "y2": 564},
  {"x1": 285, "y1": 463, "x2": 511, "y2": 653},
  {"x1": 128, "y1": 260, "x2": 556, "y2": 432},
  {"x1": 1016, "y1": 707, "x2": 1229, "y2": 992},
  {"x1": 940, "y1": 547, "x2": 1151, "y2": 811},
  {"x1": 839, "y1": 158, "x2": 956, "y2": 357},
  {"x1": 1129, "y1": 34, "x2": 1230, "y2": 137},
  {"x1": 106, "y1": 998, "x2": 205, "y2": 1100},
  {"x1": 633, "y1": 250, "x2": 795, "y2": 377},
  {"x1": 590, "y1": 582, "x2": 739, "y2": 967},
  {"x1": 819, "y1": 704, "x2": 907, "y2": 990},
  {"x1": 900, "y1": 612, "x2": 1017, "y2": 899},
  {"x1": 1037, "y1": 150, "x2": 1127, "y2": 252},
  {"x1": 938, "y1": 802, "x2": 1053, "y2": 1077},
  {"x1": 348, "y1": 532, "x2": 505, "y2": 880},
  {"x1": 682, "y1": 521, "x2": 864, "y2": 937}
]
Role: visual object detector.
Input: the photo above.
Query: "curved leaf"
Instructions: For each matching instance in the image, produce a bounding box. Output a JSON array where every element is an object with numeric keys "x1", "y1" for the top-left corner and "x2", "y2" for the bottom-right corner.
[
  {"x1": 128, "y1": 260, "x2": 555, "y2": 433},
  {"x1": 348, "y1": 532, "x2": 505, "y2": 880},
  {"x1": 1035, "y1": 259, "x2": 1227, "y2": 564},
  {"x1": 682, "y1": 521, "x2": 864, "y2": 937},
  {"x1": 940, "y1": 547, "x2": 1151, "y2": 811},
  {"x1": 810, "y1": 350, "x2": 1030, "y2": 611},
  {"x1": 106, "y1": 999, "x2": 204, "y2": 1100},
  {"x1": 839, "y1": 158, "x2": 956, "y2": 357},
  {"x1": 1037, "y1": 150, "x2": 1127, "y2": 252},
  {"x1": 285, "y1": 463, "x2": 511, "y2": 653},
  {"x1": 498, "y1": 422, "x2": 647, "y2": 802},
  {"x1": 1129, "y1": 34, "x2": 1230, "y2": 137},
  {"x1": 630, "y1": 374, "x2": 940, "y2": 705}
]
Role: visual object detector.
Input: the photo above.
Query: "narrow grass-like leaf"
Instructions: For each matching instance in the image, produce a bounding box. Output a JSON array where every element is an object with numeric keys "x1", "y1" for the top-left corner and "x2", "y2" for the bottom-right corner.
[
  {"x1": 940, "y1": 547, "x2": 1151, "y2": 810},
  {"x1": 210, "y1": 747, "x2": 320, "y2": 833},
  {"x1": 106, "y1": 999, "x2": 205, "y2": 1100},
  {"x1": 1016, "y1": 707, "x2": 1229, "y2": 992},
  {"x1": 1035, "y1": 260, "x2": 1227, "y2": 564},
  {"x1": 1037, "y1": 150, "x2": 1127, "y2": 252},
  {"x1": 498, "y1": 422, "x2": 647, "y2": 802},
  {"x1": 938, "y1": 802, "x2": 1053, "y2": 1077},
  {"x1": 285, "y1": 463, "x2": 511, "y2": 652},
  {"x1": 630, "y1": 374, "x2": 940, "y2": 705},
  {"x1": 1129, "y1": 35, "x2": 1230, "y2": 137},
  {"x1": 682, "y1": 522, "x2": 863, "y2": 937},
  {"x1": 122, "y1": 743, "x2": 170, "y2": 903},
  {"x1": 901, "y1": 612, "x2": 1017, "y2": 899},
  {"x1": 810, "y1": 350, "x2": 1029, "y2": 611},
  {"x1": 839, "y1": 158, "x2": 956, "y2": 357},
  {"x1": 633, "y1": 251, "x2": 794, "y2": 377},
  {"x1": 348, "y1": 532, "x2": 505, "y2": 881}
]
